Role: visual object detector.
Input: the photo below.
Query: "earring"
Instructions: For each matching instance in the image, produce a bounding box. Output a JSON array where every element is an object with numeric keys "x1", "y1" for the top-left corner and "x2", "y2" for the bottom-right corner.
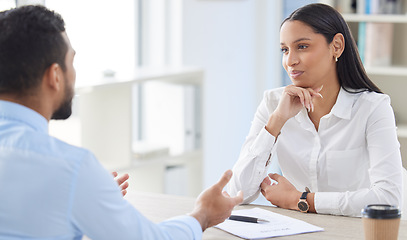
[{"x1": 335, "y1": 57, "x2": 338, "y2": 62}]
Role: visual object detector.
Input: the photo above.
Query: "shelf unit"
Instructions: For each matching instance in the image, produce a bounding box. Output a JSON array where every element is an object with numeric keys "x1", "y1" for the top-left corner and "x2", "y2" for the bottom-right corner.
[
  {"x1": 50, "y1": 67, "x2": 204, "y2": 197},
  {"x1": 364, "y1": 66, "x2": 407, "y2": 76},
  {"x1": 330, "y1": 1, "x2": 407, "y2": 167},
  {"x1": 342, "y1": 13, "x2": 407, "y2": 23},
  {"x1": 398, "y1": 125, "x2": 407, "y2": 138}
]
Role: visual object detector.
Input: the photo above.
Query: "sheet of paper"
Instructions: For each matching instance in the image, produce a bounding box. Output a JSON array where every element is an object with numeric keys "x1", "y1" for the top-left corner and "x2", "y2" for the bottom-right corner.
[{"x1": 216, "y1": 208, "x2": 324, "y2": 239}]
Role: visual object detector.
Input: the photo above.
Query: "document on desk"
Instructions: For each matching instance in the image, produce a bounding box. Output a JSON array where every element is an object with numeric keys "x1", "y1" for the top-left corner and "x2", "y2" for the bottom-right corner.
[{"x1": 216, "y1": 208, "x2": 324, "y2": 239}]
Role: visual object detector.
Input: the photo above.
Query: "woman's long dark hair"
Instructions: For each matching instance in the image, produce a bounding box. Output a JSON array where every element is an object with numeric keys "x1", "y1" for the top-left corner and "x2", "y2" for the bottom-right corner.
[{"x1": 282, "y1": 3, "x2": 382, "y2": 94}]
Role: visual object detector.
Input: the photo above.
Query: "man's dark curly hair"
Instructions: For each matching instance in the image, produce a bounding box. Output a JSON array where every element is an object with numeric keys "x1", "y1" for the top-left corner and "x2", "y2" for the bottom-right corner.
[{"x1": 0, "y1": 5, "x2": 67, "y2": 94}]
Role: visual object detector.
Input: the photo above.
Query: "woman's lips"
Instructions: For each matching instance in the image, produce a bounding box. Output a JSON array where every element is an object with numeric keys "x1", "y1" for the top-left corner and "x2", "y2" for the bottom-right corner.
[{"x1": 289, "y1": 70, "x2": 304, "y2": 79}]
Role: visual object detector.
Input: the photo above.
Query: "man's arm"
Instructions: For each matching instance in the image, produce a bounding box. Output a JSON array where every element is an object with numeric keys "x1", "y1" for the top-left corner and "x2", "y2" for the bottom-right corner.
[{"x1": 72, "y1": 153, "x2": 243, "y2": 239}]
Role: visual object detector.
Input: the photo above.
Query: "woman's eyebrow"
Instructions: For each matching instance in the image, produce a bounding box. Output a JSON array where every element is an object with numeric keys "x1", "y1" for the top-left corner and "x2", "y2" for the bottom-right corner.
[{"x1": 280, "y1": 37, "x2": 312, "y2": 45}]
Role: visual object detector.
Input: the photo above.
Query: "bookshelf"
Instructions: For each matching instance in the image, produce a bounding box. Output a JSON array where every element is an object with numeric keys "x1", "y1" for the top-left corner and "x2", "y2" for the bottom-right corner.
[
  {"x1": 324, "y1": 0, "x2": 407, "y2": 167},
  {"x1": 364, "y1": 66, "x2": 407, "y2": 76},
  {"x1": 342, "y1": 13, "x2": 407, "y2": 23}
]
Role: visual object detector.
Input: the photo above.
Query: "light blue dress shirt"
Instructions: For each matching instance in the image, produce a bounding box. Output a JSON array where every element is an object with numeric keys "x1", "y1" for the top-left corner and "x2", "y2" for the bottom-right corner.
[{"x1": 0, "y1": 100, "x2": 202, "y2": 240}]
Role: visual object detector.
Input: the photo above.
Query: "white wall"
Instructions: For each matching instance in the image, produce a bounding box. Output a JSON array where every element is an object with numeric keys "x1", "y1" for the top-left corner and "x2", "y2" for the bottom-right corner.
[{"x1": 182, "y1": 0, "x2": 281, "y2": 189}]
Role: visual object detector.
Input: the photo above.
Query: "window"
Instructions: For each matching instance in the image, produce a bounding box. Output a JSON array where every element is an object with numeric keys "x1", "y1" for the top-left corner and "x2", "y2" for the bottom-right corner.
[
  {"x1": 46, "y1": 0, "x2": 137, "y2": 84},
  {"x1": 0, "y1": 0, "x2": 15, "y2": 10}
]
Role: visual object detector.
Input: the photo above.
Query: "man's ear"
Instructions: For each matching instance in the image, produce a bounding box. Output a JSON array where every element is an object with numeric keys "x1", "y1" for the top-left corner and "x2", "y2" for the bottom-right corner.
[
  {"x1": 332, "y1": 33, "x2": 345, "y2": 59},
  {"x1": 43, "y1": 63, "x2": 62, "y2": 92}
]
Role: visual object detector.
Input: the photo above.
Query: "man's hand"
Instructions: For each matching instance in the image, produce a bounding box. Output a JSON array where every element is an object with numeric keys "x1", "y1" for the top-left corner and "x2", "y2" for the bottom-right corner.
[
  {"x1": 112, "y1": 172, "x2": 130, "y2": 197},
  {"x1": 260, "y1": 173, "x2": 301, "y2": 210},
  {"x1": 189, "y1": 170, "x2": 243, "y2": 231}
]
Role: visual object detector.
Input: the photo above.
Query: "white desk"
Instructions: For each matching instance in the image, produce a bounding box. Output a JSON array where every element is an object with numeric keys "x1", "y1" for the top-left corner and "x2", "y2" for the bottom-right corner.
[{"x1": 124, "y1": 191, "x2": 407, "y2": 240}]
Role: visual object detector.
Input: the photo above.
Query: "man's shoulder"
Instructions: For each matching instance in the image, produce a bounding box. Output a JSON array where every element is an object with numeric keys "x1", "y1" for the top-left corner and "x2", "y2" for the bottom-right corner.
[
  {"x1": 48, "y1": 135, "x2": 94, "y2": 162},
  {"x1": 15, "y1": 130, "x2": 96, "y2": 168}
]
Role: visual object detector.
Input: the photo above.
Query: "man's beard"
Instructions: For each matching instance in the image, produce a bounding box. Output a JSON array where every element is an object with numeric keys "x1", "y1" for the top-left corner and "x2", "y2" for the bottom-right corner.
[{"x1": 51, "y1": 79, "x2": 74, "y2": 120}]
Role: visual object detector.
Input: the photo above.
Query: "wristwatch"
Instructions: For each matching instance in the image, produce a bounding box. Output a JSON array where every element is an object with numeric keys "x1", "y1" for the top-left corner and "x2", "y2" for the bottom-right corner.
[{"x1": 297, "y1": 192, "x2": 309, "y2": 213}]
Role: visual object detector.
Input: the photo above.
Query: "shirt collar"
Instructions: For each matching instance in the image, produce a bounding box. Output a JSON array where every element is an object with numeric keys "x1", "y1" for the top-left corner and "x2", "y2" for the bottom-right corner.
[
  {"x1": 329, "y1": 87, "x2": 357, "y2": 120},
  {"x1": 295, "y1": 87, "x2": 356, "y2": 123},
  {"x1": 0, "y1": 100, "x2": 48, "y2": 133}
]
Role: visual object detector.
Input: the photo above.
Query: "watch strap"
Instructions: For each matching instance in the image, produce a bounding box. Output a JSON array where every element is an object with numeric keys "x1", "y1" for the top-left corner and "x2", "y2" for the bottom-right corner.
[{"x1": 300, "y1": 191, "x2": 308, "y2": 200}]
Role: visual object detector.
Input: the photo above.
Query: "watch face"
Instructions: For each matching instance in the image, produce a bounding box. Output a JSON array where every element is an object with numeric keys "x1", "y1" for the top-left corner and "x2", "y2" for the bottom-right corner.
[{"x1": 298, "y1": 201, "x2": 309, "y2": 212}]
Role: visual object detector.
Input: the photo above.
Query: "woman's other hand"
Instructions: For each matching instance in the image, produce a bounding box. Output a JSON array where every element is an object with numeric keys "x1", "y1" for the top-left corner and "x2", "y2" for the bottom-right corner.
[{"x1": 260, "y1": 173, "x2": 300, "y2": 210}]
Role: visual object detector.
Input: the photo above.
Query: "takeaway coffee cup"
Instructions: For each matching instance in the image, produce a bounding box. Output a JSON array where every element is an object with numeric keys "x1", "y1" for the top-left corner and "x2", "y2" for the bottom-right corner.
[{"x1": 362, "y1": 204, "x2": 401, "y2": 240}]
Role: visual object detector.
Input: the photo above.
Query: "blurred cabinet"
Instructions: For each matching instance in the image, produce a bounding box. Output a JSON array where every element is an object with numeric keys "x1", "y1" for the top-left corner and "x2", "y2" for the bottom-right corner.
[{"x1": 75, "y1": 67, "x2": 204, "y2": 196}]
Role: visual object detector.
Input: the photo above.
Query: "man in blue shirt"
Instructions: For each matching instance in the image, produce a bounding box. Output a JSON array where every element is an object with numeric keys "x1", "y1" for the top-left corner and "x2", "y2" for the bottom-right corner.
[{"x1": 0, "y1": 5, "x2": 243, "y2": 240}]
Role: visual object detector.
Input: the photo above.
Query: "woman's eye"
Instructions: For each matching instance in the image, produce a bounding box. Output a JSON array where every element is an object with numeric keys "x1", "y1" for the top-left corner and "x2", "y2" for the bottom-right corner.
[
  {"x1": 281, "y1": 48, "x2": 288, "y2": 53},
  {"x1": 298, "y1": 45, "x2": 308, "y2": 50}
]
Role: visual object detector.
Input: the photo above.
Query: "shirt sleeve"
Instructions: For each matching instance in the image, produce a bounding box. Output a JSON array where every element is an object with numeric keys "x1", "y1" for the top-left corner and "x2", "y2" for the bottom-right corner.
[
  {"x1": 228, "y1": 91, "x2": 278, "y2": 203},
  {"x1": 315, "y1": 96, "x2": 403, "y2": 216},
  {"x1": 70, "y1": 153, "x2": 202, "y2": 240}
]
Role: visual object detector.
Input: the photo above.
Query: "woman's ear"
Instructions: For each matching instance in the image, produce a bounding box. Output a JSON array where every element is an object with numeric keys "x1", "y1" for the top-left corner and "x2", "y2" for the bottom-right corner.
[{"x1": 332, "y1": 33, "x2": 345, "y2": 60}]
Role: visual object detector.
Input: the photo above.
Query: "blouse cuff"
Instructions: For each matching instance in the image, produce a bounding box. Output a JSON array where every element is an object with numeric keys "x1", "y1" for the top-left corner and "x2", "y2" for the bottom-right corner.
[
  {"x1": 314, "y1": 192, "x2": 341, "y2": 215},
  {"x1": 250, "y1": 127, "x2": 276, "y2": 157}
]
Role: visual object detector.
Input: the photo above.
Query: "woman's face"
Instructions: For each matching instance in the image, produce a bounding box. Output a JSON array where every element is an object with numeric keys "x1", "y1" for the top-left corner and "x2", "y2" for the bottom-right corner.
[{"x1": 280, "y1": 20, "x2": 337, "y2": 89}]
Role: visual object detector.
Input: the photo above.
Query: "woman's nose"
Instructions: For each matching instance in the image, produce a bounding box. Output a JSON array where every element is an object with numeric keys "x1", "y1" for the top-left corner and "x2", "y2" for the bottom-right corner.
[{"x1": 285, "y1": 51, "x2": 299, "y2": 67}]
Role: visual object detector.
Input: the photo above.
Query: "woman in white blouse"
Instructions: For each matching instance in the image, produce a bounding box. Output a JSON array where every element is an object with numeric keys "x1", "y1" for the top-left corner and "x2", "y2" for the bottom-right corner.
[{"x1": 229, "y1": 3, "x2": 403, "y2": 217}]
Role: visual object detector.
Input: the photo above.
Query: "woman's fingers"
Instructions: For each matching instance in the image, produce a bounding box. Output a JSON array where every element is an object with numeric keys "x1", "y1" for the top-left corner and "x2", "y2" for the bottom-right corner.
[
  {"x1": 286, "y1": 87, "x2": 304, "y2": 107},
  {"x1": 302, "y1": 89, "x2": 313, "y2": 112},
  {"x1": 277, "y1": 84, "x2": 324, "y2": 121},
  {"x1": 286, "y1": 86, "x2": 314, "y2": 112},
  {"x1": 292, "y1": 87, "x2": 311, "y2": 112},
  {"x1": 308, "y1": 86, "x2": 324, "y2": 99},
  {"x1": 288, "y1": 85, "x2": 324, "y2": 112}
]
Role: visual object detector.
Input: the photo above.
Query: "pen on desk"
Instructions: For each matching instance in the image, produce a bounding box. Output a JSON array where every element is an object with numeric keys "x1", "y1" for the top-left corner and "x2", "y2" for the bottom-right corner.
[{"x1": 228, "y1": 215, "x2": 269, "y2": 223}]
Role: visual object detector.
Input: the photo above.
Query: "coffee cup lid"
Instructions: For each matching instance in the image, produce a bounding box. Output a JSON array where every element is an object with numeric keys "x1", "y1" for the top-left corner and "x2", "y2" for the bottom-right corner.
[{"x1": 361, "y1": 204, "x2": 401, "y2": 219}]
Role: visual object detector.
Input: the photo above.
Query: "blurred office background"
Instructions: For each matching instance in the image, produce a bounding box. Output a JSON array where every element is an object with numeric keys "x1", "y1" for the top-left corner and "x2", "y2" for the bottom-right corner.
[
  {"x1": 3, "y1": 0, "x2": 406, "y2": 197},
  {"x1": 0, "y1": 0, "x2": 287, "y2": 197}
]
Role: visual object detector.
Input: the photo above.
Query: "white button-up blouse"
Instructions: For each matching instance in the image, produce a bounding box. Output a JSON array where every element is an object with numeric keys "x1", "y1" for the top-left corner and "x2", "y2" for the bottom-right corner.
[{"x1": 229, "y1": 87, "x2": 403, "y2": 217}]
